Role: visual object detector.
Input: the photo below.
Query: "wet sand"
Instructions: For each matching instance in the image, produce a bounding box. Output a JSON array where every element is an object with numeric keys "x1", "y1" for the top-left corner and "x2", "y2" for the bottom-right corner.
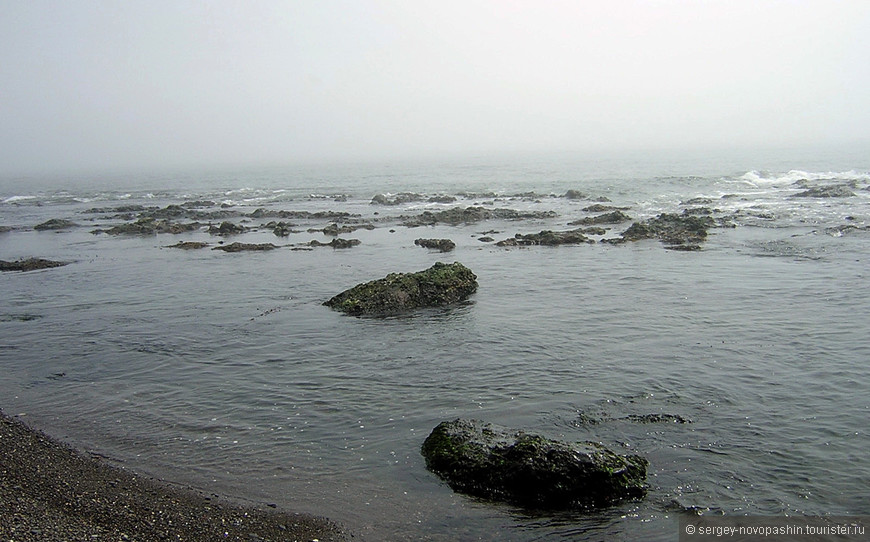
[{"x1": 0, "y1": 410, "x2": 348, "y2": 541}]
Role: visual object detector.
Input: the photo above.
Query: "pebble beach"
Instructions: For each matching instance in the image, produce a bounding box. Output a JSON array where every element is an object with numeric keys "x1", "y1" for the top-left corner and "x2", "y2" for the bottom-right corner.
[{"x1": 0, "y1": 410, "x2": 347, "y2": 542}]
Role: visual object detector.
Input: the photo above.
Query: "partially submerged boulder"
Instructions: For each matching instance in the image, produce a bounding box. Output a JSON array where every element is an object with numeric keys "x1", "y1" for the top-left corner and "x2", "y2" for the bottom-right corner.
[
  {"x1": 569, "y1": 211, "x2": 632, "y2": 226},
  {"x1": 421, "y1": 419, "x2": 647, "y2": 510},
  {"x1": 212, "y1": 242, "x2": 278, "y2": 252},
  {"x1": 324, "y1": 262, "x2": 477, "y2": 316},
  {"x1": 309, "y1": 238, "x2": 361, "y2": 249},
  {"x1": 166, "y1": 241, "x2": 210, "y2": 250},
  {"x1": 414, "y1": 238, "x2": 456, "y2": 252},
  {"x1": 790, "y1": 184, "x2": 856, "y2": 198},
  {"x1": 0, "y1": 258, "x2": 69, "y2": 272},
  {"x1": 34, "y1": 218, "x2": 78, "y2": 231}
]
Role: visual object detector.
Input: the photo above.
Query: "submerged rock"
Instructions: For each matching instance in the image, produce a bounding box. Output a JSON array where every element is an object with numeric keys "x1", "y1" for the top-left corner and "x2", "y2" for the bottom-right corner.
[
  {"x1": 414, "y1": 238, "x2": 456, "y2": 252},
  {"x1": 0, "y1": 258, "x2": 69, "y2": 272},
  {"x1": 212, "y1": 242, "x2": 278, "y2": 252},
  {"x1": 34, "y1": 218, "x2": 78, "y2": 231},
  {"x1": 309, "y1": 238, "x2": 361, "y2": 249},
  {"x1": 421, "y1": 419, "x2": 648, "y2": 510},
  {"x1": 166, "y1": 241, "x2": 210, "y2": 250},
  {"x1": 582, "y1": 204, "x2": 630, "y2": 213},
  {"x1": 563, "y1": 190, "x2": 589, "y2": 200},
  {"x1": 790, "y1": 185, "x2": 856, "y2": 198},
  {"x1": 402, "y1": 206, "x2": 556, "y2": 227},
  {"x1": 623, "y1": 414, "x2": 692, "y2": 424},
  {"x1": 323, "y1": 262, "x2": 477, "y2": 316},
  {"x1": 496, "y1": 229, "x2": 594, "y2": 247}
]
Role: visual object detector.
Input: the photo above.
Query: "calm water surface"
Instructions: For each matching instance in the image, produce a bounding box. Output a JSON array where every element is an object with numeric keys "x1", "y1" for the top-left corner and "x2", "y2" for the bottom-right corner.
[{"x1": 1, "y1": 148, "x2": 869, "y2": 540}]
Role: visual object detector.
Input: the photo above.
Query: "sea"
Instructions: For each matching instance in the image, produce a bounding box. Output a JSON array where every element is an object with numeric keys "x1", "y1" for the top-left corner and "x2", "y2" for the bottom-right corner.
[{"x1": 1, "y1": 146, "x2": 869, "y2": 541}]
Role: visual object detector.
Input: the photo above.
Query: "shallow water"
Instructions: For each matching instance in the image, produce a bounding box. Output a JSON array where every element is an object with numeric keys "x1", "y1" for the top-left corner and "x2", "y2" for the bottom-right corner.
[{"x1": 2, "y1": 148, "x2": 869, "y2": 540}]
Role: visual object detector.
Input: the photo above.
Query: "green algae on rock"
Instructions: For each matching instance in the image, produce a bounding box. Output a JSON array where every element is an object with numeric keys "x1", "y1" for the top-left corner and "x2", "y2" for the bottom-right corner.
[
  {"x1": 421, "y1": 418, "x2": 648, "y2": 510},
  {"x1": 323, "y1": 262, "x2": 477, "y2": 316}
]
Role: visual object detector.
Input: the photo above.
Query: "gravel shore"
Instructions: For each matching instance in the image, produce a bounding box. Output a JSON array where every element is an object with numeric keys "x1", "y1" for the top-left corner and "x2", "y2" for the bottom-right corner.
[{"x1": 0, "y1": 410, "x2": 348, "y2": 542}]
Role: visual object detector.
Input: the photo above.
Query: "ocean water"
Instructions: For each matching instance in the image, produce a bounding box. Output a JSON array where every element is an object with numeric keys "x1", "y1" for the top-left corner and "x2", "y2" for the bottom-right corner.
[{"x1": 1, "y1": 147, "x2": 869, "y2": 540}]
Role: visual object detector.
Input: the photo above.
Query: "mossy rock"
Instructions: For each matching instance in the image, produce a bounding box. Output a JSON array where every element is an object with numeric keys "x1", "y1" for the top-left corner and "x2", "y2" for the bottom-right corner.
[
  {"x1": 620, "y1": 213, "x2": 714, "y2": 245},
  {"x1": 421, "y1": 419, "x2": 648, "y2": 510},
  {"x1": 323, "y1": 262, "x2": 477, "y2": 316}
]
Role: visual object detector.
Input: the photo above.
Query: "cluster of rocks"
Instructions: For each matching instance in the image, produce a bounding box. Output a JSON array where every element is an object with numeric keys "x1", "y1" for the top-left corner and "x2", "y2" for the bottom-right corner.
[{"x1": 604, "y1": 213, "x2": 718, "y2": 250}]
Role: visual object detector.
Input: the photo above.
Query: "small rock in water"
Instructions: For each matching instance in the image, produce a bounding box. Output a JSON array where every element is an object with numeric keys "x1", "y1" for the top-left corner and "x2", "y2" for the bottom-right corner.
[{"x1": 414, "y1": 238, "x2": 456, "y2": 252}]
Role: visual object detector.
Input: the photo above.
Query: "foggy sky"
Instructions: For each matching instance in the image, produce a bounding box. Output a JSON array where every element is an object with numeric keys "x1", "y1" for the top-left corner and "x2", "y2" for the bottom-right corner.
[{"x1": 2, "y1": 1, "x2": 869, "y2": 175}]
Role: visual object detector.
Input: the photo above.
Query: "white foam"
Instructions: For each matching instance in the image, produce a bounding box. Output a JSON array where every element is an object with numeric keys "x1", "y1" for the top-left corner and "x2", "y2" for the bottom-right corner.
[
  {"x1": 738, "y1": 170, "x2": 870, "y2": 188},
  {"x1": 1, "y1": 195, "x2": 36, "y2": 204}
]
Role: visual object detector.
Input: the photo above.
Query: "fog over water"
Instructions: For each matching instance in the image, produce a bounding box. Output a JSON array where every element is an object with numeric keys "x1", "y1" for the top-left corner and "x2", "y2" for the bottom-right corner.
[{"x1": 2, "y1": 1, "x2": 869, "y2": 175}]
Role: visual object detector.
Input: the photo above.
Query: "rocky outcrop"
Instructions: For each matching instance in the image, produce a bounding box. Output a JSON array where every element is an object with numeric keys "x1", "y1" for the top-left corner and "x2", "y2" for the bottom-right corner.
[
  {"x1": 0, "y1": 258, "x2": 69, "y2": 272},
  {"x1": 321, "y1": 223, "x2": 375, "y2": 236},
  {"x1": 606, "y1": 213, "x2": 715, "y2": 248},
  {"x1": 421, "y1": 419, "x2": 648, "y2": 510},
  {"x1": 569, "y1": 211, "x2": 632, "y2": 225},
  {"x1": 323, "y1": 262, "x2": 477, "y2": 316},
  {"x1": 414, "y1": 238, "x2": 456, "y2": 252},
  {"x1": 92, "y1": 219, "x2": 201, "y2": 236},
  {"x1": 371, "y1": 193, "x2": 425, "y2": 205},
  {"x1": 496, "y1": 229, "x2": 594, "y2": 247}
]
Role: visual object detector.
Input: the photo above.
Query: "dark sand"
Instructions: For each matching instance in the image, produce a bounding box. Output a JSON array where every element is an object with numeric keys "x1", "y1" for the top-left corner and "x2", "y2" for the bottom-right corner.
[{"x1": 0, "y1": 410, "x2": 348, "y2": 541}]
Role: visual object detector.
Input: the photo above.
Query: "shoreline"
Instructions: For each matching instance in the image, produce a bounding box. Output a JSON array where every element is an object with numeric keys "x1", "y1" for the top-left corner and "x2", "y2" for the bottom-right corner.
[{"x1": 0, "y1": 409, "x2": 348, "y2": 542}]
